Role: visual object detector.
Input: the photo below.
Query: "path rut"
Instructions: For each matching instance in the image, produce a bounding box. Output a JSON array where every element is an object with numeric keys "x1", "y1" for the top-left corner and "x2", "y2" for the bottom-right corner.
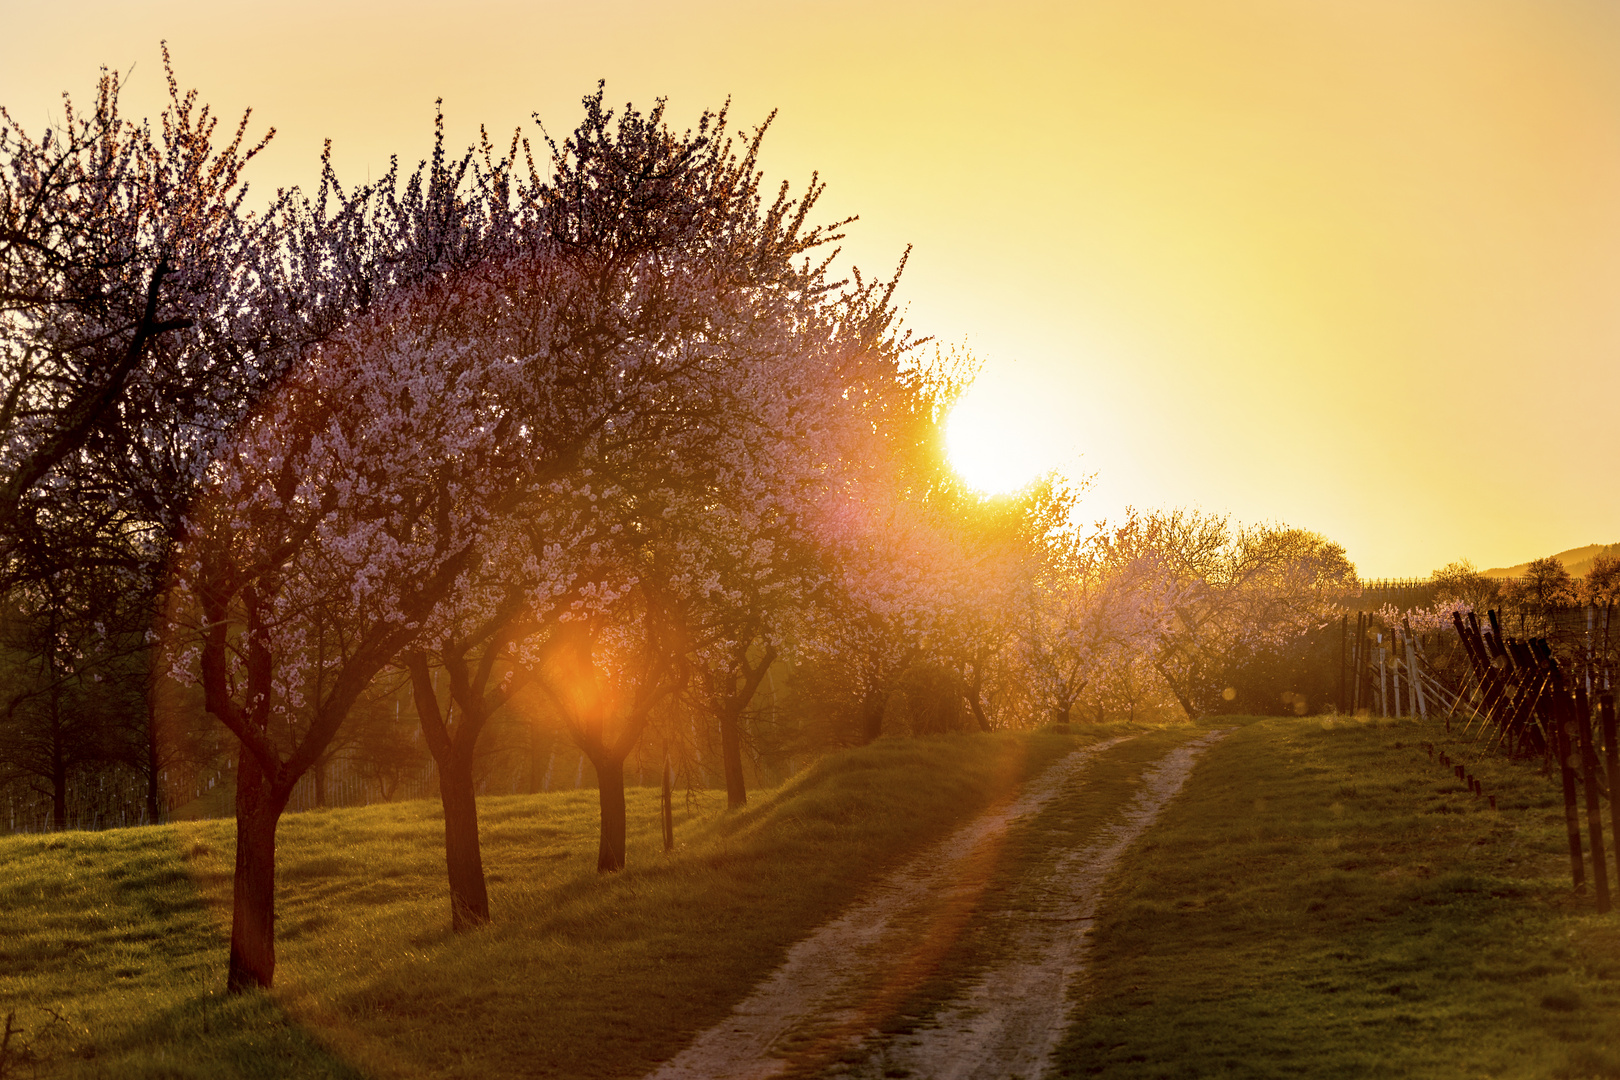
[{"x1": 645, "y1": 731, "x2": 1226, "y2": 1080}]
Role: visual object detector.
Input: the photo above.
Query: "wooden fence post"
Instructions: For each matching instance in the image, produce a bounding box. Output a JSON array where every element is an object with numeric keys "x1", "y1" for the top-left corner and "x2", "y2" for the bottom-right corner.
[{"x1": 1408, "y1": 637, "x2": 1428, "y2": 720}]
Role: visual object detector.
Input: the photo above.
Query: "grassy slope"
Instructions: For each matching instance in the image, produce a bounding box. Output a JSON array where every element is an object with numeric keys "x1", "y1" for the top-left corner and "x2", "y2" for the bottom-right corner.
[
  {"x1": 0, "y1": 729, "x2": 1090, "y2": 1080},
  {"x1": 1054, "y1": 715, "x2": 1620, "y2": 1080}
]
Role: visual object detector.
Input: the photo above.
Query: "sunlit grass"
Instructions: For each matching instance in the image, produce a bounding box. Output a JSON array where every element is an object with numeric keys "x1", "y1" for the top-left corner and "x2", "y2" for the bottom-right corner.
[
  {"x1": 1054, "y1": 714, "x2": 1620, "y2": 1079},
  {"x1": 0, "y1": 729, "x2": 1092, "y2": 1079}
]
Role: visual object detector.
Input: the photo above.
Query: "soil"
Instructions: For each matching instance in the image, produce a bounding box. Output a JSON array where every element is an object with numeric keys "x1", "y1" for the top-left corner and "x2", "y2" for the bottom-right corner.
[{"x1": 644, "y1": 731, "x2": 1228, "y2": 1080}]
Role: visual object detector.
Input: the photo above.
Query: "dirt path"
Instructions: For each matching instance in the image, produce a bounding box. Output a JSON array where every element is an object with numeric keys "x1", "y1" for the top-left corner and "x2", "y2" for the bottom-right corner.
[{"x1": 644, "y1": 731, "x2": 1226, "y2": 1080}]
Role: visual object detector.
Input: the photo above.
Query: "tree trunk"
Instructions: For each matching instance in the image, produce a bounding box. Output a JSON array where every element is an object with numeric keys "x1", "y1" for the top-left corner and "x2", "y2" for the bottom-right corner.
[
  {"x1": 661, "y1": 756, "x2": 675, "y2": 852},
  {"x1": 49, "y1": 679, "x2": 67, "y2": 828},
  {"x1": 964, "y1": 659, "x2": 992, "y2": 733},
  {"x1": 719, "y1": 705, "x2": 747, "y2": 809},
  {"x1": 145, "y1": 695, "x2": 163, "y2": 825},
  {"x1": 529, "y1": 724, "x2": 552, "y2": 794},
  {"x1": 1154, "y1": 662, "x2": 1202, "y2": 721},
  {"x1": 407, "y1": 651, "x2": 494, "y2": 931},
  {"x1": 860, "y1": 687, "x2": 887, "y2": 744},
  {"x1": 438, "y1": 749, "x2": 490, "y2": 930},
  {"x1": 227, "y1": 746, "x2": 283, "y2": 992},
  {"x1": 595, "y1": 753, "x2": 627, "y2": 872}
]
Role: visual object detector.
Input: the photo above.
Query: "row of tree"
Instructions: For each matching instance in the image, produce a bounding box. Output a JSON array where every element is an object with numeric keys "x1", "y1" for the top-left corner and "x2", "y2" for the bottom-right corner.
[{"x1": 2, "y1": 56, "x2": 1359, "y2": 993}]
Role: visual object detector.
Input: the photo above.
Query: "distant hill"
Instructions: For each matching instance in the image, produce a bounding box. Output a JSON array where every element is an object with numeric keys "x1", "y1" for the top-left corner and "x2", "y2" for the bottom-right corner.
[{"x1": 1481, "y1": 542, "x2": 1620, "y2": 579}]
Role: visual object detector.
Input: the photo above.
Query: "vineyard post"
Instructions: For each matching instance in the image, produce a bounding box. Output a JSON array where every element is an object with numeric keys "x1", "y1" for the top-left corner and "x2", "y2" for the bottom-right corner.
[
  {"x1": 1602, "y1": 691, "x2": 1619, "y2": 898},
  {"x1": 1350, "y1": 612, "x2": 1360, "y2": 713},
  {"x1": 1339, "y1": 613, "x2": 1348, "y2": 714},
  {"x1": 1554, "y1": 686, "x2": 1587, "y2": 895},
  {"x1": 1575, "y1": 685, "x2": 1611, "y2": 912},
  {"x1": 1393, "y1": 633, "x2": 1404, "y2": 718},
  {"x1": 1378, "y1": 634, "x2": 1389, "y2": 718}
]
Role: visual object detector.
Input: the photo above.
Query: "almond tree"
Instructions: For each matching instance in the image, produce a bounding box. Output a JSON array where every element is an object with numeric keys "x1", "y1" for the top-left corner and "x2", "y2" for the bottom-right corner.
[
  {"x1": 0, "y1": 50, "x2": 286, "y2": 559},
  {"x1": 1, "y1": 56, "x2": 502, "y2": 828},
  {"x1": 801, "y1": 483, "x2": 953, "y2": 744},
  {"x1": 784, "y1": 342, "x2": 967, "y2": 746},
  {"x1": 933, "y1": 478, "x2": 1076, "y2": 731},
  {"x1": 0, "y1": 54, "x2": 308, "y2": 824},
  {"x1": 389, "y1": 87, "x2": 898, "y2": 895},
  {"x1": 1585, "y1": 554, "x2": 1620, "y2": 691},
  {"x1": 1499, "y1": 556, "x2": 1578, "y2": 639},
  {"x1": 677, "y1": 284, "x2": 920, "y2": 804},
  {"x1": 172, "y1": 260, "x2": 536, "y2": 990},
  {"x1": 1016, "y1": 517, "x2": 1174, "y2": 725},
  {"x1": 1122, "y1": 511, "x2": 1357, "y2": 718},
  {"x1": 509, "y1": 270, "x2": 908, "y2": 862}
]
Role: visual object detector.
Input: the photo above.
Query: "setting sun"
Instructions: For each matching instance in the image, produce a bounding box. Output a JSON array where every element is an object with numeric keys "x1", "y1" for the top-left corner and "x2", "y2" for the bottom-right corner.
[{"x1": 946, "y1": 383, "x2": 1057, "y2": 495}]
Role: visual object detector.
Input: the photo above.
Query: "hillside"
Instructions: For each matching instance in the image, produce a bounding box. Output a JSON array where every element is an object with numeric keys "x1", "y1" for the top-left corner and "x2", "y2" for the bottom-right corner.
[
  {"x1": 1481, "y1": 541, "x2": 1620, "y2": 579},
  {"x1": 0, "y1": 730, "x2": 1082, "y2": 1079}
]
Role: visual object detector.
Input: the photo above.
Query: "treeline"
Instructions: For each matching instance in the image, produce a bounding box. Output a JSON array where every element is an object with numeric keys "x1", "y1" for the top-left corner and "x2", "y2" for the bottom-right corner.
[
  {"x1": 1, "y1": 56, "x2": 1359, "y2": 991},
  {"x1": 1373, "y1": 555, "x2": 1620, "y2": 695}
]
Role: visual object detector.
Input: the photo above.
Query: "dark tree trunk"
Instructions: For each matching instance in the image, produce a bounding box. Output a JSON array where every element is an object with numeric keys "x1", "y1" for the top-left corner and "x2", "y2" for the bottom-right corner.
[
  {"x1": 719, "y1": 706, "x2": 747, "y2": 810},
  {"x1": 1155, "y1": 662, "x2": 1202, "y2": 721},
  {"x1": 51, "y1": 699, "x2": 67, "y2": 829},
  {"x1": 51, "y1": 774, "x2": 67, "y2": 828},
  {"x1": 595, "y1": 753, "x2": 627, "y2": 872},
  {"x1": 861, "y1": 687, "x2": 887, "y2": 744},
  {"x1": 145, "y1": 694, "x2": 163, "y2": 824},
  {"x1": 227, "y1": 745, "x2": 283, "y2": 992},
  {"x1": 529, "y1": 724, "x2": 553, "y2": 795},
  {"x1": 661, "y1": 756, "x2": 674, "y2": 852},
  {"x1": 407, "y1": 651, "x2": 496, "y2": 931},
  {"x1": 964, "y1": 658, "x2": 991, "y2": 733},
  {"x1": 714, "y1": 642, "x2": 776, "y2": 809},
  {"x1": 438, "y1": 748, "x2": 490, "y2": 929}
]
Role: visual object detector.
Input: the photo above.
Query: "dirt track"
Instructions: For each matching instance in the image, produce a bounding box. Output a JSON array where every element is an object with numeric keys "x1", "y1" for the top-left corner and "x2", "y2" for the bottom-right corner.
[{"x1": 644, "y1": 731, "x2": 1227, "y2": 1080}]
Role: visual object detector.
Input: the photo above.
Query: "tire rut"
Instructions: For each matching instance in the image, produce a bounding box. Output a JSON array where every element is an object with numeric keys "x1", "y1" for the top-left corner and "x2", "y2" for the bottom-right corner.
[
  {"x1": 644, "y1": 732, "x2": 1224, "y2": 1080},
  {"x1": 836, "y1": 729, "x2": 1229, "y2": 1080}
]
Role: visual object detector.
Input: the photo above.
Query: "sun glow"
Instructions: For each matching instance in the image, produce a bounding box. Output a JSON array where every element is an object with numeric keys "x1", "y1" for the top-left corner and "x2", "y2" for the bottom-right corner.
[{"x1": 946, "y1": 384, "x2": 1056, "y2": 495}]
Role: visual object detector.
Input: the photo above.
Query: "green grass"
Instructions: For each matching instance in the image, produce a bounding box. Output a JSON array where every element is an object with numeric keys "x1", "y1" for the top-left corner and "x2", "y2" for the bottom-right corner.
[
  {"x1": 1053, "y1": 714, "x2": 1620, "y2": 1079},
  {"x1": 0, "y1": 729, "x2": 1091, "y2": 1079},
  {"x1": 19, "y1": 716, "x2": 1606, "y2": 1080}
]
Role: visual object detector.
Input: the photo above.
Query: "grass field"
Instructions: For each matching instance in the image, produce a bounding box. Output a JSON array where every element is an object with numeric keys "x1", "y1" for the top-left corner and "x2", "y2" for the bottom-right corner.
[
  {"x1": 6, "y1": 716, "x2": 1617, "y2": 1079},
  {"x1": 1054, "y1": 714, "x2": 1620, "y2": 1079},
  {"x1": 0, "y1": 729, "x2": 1086, "y2": 1079}
]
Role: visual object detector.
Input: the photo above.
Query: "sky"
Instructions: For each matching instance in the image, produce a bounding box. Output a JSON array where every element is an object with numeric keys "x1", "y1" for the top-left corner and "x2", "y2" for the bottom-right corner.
[{"x1": 4, "y1": 0, "x2": 1618, "y2": 579}]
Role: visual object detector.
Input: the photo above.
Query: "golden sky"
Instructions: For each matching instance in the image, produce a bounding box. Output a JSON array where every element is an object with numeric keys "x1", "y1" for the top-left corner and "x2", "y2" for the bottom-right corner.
[{"x1": 6, "y1": 0, "x2": 1618, "y2": 578}]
